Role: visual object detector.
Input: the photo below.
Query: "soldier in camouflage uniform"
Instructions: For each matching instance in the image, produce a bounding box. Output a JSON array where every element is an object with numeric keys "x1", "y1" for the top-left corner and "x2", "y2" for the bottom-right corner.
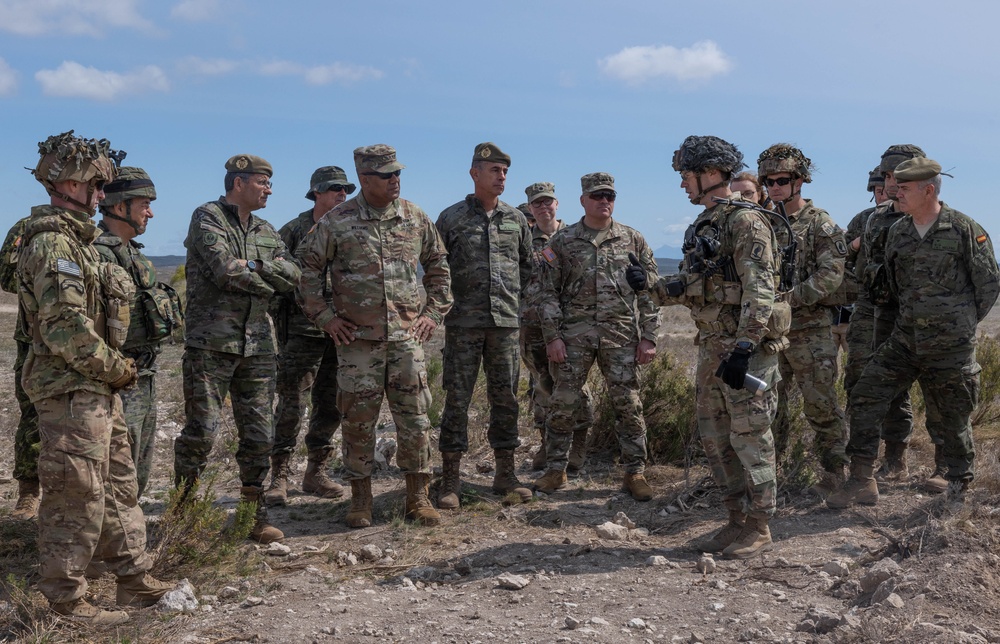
[
  {"x1": 297, "y1": 144, "x2": 452, "y2": 528},
  {"x1": 829, "y1": 158, "x2": 1000, "y2": 508},
  {"x1": 533, "y1": 173, "x2": 658, "y2": 501},
  {"x1": 757, "y1": 144, "x2": 848, "y2": 495},
  {"x1": 17, "y1": 132, "x2": 172, "y2": 624},
  {"x1": 174, "y1": 154, "x2": 300, "y2": 544},
  {"x1": 628, "y1": 136, "x2": 786, "y2": 559},
  {"x1": 264, "y1": 166, "x2": 356, "y2": 507},
  {"x1": 852, "y1": 145, "x2": 926, "y2": 482},
  {"x1": 436, "y1": 143, "x2": 534, "y2": 508},
  {"x1": 1, "y1": 215, "x2": 41, "y2": 520},
  {"x1": 94, "y1": 167, "x2": 182, "y2": 497},
  {"x1": 519, "y1": 182, "x2": 594, "y2": 472}
]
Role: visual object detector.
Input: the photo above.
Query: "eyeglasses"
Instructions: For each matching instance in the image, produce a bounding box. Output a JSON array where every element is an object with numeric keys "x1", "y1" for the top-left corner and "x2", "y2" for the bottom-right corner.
[
  {"x1": 588, "y1": 191, "x2": 617, "y2": 202},
  {"x1": 763, "y1": 177, "x2": 793, "y2": 188},
  {"x1": 325, "y1": 185, "x2": 348, "y2": 193},
  {"x1": 364, "y1": 170, "x2": 401, "y2": 180},
  {"x1": 531, "y1": 197, "x2": 555, "y2": 207}
]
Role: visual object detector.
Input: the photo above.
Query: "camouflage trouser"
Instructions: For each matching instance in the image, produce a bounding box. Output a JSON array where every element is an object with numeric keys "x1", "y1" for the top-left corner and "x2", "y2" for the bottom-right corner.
[
  {"x1": 35, "y1": 391, "x2": 151, "y2": 604},
  {"x1": 119, "y1": 372, "x2": 157, "y2": 497},
  {"x1": 696, "y1": 336, "x2": 778, "y2": 520},
  {"x1": 774, "y1": 325, "x2": 848, "y2": 471},
  {"x1": 547, "y1": 344, "x2": 647, "y2": 473},
  {"x1": 174, "y1": 348, "x2": 276, "y2": 488},
  {"x1": 272, "y1": 333, "x2": 340, "y2": 455},
  {"x1": 849, "y1": 336, "x2": 978, "y2": 481},
  {"x1": 831, "y1": 322, "x2": 849, "y2": 357},
  {"x1": 13, "y1": 338, "x2": 40, "y2": 482},
  {"x1": 439, "y1": 326, "x2": 521, "y2": 453},
  {"x1": 519, "y1": 324, "x2": 593, "y2": 436},
  {"x1": 844, "y1": 309, "x2": 913, "y2": 443},
  {"x1": 337, "y1": 338, "x2": 432, "y2": 479}
]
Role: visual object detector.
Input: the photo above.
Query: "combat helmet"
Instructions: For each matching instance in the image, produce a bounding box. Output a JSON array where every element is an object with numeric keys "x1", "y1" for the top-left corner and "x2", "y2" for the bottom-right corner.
[
  {"x1": 672, "y1": 135, "x2": 745, "y2": 204},
  {"x1": 879, "y1": 144, "x2": 925, "y2": 177},
  {"x1": 867, "y1": 165, "x2": 884, "y2": 192},
  {"x1": 32, "y1": 130, "x2": 122, "y2": 214},
  {"x1": 757, "y1": 143, "x2": 814, "y2": 182},
  {"x1": 100, "y1": 166, "x2": 156, "y2": 233}
]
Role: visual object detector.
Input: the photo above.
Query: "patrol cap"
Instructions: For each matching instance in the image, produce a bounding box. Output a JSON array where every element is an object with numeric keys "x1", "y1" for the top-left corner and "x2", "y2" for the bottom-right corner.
[
  {"x1": 306, "y1": 165, "x2": 356, "y2": 200},
  {"x1": 879, "y1": 144, "x2": 925, "y2": 176},
  {"x1": 581, "y1": 172, "x2": 615, "y2": 194},
  {"x1": 101, "y1": 166, "x2": 156, "y2": 206},
  {"x1": 894, "y1": 157, "x2": 949, "y2": 182},
  {"x1": 354, "y1": 144, "x2": 405, "y2": 174},
  {"x1": 472, "y1": 142, "x2": 511, "y2": 167},
  {"x1": 225, "y1": 154, "x2": 272, "y2": 177},
  {"x1": 867, "y1": 166, "x2": 884, "y2": 192},
  {"x1": 525, "y1": 181, "x2": 556, "y2": 203}
]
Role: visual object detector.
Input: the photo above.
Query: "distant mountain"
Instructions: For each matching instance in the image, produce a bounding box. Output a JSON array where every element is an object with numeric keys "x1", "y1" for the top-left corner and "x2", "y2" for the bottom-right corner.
[
  {"x1": 653, "y1": 244, "x2": 683, "y2": 260},
  {"x1": 148, "y1": 255, "x2": 185, "y2": 268}
]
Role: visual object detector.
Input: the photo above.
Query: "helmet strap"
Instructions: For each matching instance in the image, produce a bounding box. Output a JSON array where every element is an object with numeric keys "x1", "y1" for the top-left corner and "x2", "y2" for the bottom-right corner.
[
  {"x1": 690, "y1": 172, "x2": 725, "y2": 205},
  {"x1": 104, "y1": 200, "x2": 143, "y2": 234},
  {"x1": 50, "y1": 186, "x2": 96, "y2": 216}
]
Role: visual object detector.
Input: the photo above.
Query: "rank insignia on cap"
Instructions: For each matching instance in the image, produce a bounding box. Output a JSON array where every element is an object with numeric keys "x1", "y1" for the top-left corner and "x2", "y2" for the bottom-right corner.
[
  {"x1": 481, "y1": 148, "x2": 491, "y2": 158},
  {"x1": 56, "y1": 258, "x2": 81, "y2": 277},
  {"x1": 977, "y1": 234, "x2": 988, "y2": 244},
  {"x1": 235, "y1": 156, "x2": 249, "y2": 170},
  {"x1": 541, "y1": 247, "x2": 557, "y2": 264}
]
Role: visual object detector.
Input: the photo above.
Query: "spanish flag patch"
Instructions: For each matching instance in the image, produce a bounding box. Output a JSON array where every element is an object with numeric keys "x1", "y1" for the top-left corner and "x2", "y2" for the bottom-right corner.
[
  {"x1": 541, "y1": 247, "x2": 557, "y2": 264},
  {"x1": 977, "y1": 234, "x2": 988, "y2": 244}
]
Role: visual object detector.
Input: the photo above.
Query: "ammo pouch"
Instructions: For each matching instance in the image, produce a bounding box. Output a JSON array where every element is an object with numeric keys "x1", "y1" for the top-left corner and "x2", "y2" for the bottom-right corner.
[
  {"x1": 861, "y1": 262, "x2": 894, "y2": 307},
  {"x1": 817, "y1": 270, "x2": 860, "y2": 307},
  {"x1": 764, "y1": 297, "x2": 792, "y2": 341},
  {"x1": 98, "y1": 263, "x2": 135, "y2": 350},
  {"x1": 139, "y1": 282, "x2": 184, "y2": 342}
]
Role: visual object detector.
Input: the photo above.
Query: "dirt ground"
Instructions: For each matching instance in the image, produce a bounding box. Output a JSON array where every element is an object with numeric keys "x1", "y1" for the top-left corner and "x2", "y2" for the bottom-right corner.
[{"x1": 4, "y1": 287, "x2": 1000, "y2": 643}]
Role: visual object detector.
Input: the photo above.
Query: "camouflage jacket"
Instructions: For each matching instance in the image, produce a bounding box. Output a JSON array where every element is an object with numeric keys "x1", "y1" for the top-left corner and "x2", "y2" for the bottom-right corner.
[
  {"x1": 650, "y1": 201, "x2": 780, "y2": 347},
  {"x1": 436, "y1": 195, "x2": 532, "y2": 328},
  {"x1": 771, "y1": 200, "x2": 847, "y2": 330},
  {"x1": 856, "y1": 200, "x2": 907, "y2": 320},
  {"x1": 538, "y1": 218, "x2": 659, "y2": 349},
  {"x1": 297, "y1": 193, "x2": 452, "y2": 341},
  {"x1": 845, "y1": 206, "x2": 876, "y2": 316},
  {"x1": 274, "y1": 209, "x2": 328, "y2": 341},
  {"x1": 1, "y1": 215, "x2": 32, "y2": 342},
  {"x1": 184, "y1": 197, "x2": 300, "y2": 356},
  {"x1": 886, "y1": 203, "x2": 1000, "y2": 355},
  {"x1": 521, "y1": 220, "x2": 565, "y2": 325},
  {"x1": 16, "y1": 205, "x2": 134, "y2": 401}
]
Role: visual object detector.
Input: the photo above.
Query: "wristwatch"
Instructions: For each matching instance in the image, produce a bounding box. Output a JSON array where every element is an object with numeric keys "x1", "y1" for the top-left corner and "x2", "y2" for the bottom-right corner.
[
  {"x1": 735, "y1": 340, "x2": 754, "y2": 352},
  {"x1": 247, "y1": 260, "x2": 258, "y2": 272}
]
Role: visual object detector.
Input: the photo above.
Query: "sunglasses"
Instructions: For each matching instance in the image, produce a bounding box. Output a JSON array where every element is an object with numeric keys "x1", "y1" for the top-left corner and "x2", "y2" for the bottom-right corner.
[
  {"x1": 325, "y1": 185, "x2": 348, "y2": 193},
  {"x1": 763, "y1": 177, "x2": 793, "y2": 188},
  {"x1": 364, "y1": 170, "x2": 401, "y2": 179},
  {"x1": 588, "y1": 191, "x2": 617, "y2": 202}
]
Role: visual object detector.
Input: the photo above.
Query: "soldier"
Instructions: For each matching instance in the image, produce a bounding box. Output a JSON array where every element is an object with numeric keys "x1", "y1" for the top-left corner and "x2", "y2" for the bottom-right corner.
[
  {"x1": 828, "y1": 158, "x2": 999, "y2": 508},
  {"x1": 173, "y1": 154, "x2": 300, "y2": 543},
  {"x1": 94, "y1": 167, "x2": 183, "y2": 497},
  {"x1": 1, "y1": 215, "x2": 41, "y2": 520},
  {"x1": 852, "y1": 145, "x2": 925, "y2": 482},
  {"x1": 532, "y1": 173, "x2": 658, "y2": 501},
  {"x1": 757, "y1": 144, "x2": 848, "y2": 495},
  {"x1": 627, "y1": 136, "x2": 786, "y2": 558},
  {"x1": 17, "y1": 131, "x2": 172, "y2": 624},
  {"x1": 519, "y1": 182, "x2": 593, "y2": 472},
  {"x1": 297, "y1": 144, "x2": 452, "y2": 528},
  {"x1": 436, "y1": 142, "x2": 533, "y2": 508},
  {"x1": 730, "y1": 171, "x2": 764, "y2": 206},
  {"x1": 264, "y1": 166, "x2": 356, "y2": 506}
]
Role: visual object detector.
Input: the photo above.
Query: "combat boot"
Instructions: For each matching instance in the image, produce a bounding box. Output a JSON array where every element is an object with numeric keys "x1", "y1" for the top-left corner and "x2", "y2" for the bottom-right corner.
[
  {"x1": 696, "y1": 510, "x2": 745, "y2": 552},
  {"x1": 533, "y1": 469, "x2": 567, "y2": 494},
  {"x1": 438, "y1": 452, "x2": 462, "y2": 510},
  {"x1": 923, "y1": 444, "x2": 949, "y2": 494},
  {"x1": 531, "y1": 427, "x2": 548, "y2": 470},
  {"x1": 12, "y1": 478, "x2": 40, "y2": 521},
  {"x1": 241, "y1": 486, "x2": 284, "y2": 543},
  {"x1": 622, "y1": 472, "x2": 654, "y2": 502},
  {"x1": 808, "y1": 466, "x2": 846, "y2": 500},
  {"x1": 876, "y1": 441, "x2": 909, "y2": 481},
  {"x1": 346, "y1": 477, "x2": 373, "y2": 528},
  {"x1": 826, "y1": 457, "x2": 879, "y2": 509},
  {"x1": 567, "y1": 430, "x2": 588, "y2": 473},
  {"x1": 492, "y1": 449, "x2": 532, "y2": 503},
  {"x1": 722, "y1": 516, "x2": 773, "y2": 559},
  {"x1": 263, "y1": 453, "x2": 291, "y2": 507},
  {"x1": 302, "y1": 449, "x2": 346, "y2": 499},
  {"x1": 51, "y1": 598, "x2": 129, "y2": 625},
  {"x1": 404, "y1": 473, "x2": 441, "y2": 526},
  {"x1": 116, "y1": 573, "x2": 174, "y2": 607}
]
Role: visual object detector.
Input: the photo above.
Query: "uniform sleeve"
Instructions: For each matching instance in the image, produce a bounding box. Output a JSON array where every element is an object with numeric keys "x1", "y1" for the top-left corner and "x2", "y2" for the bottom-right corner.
[
  {"x1": 538, "y1": 238, "x2": 565, "y2": 345},
  {"x1": 419, "y1": 213, "x2": 454, "y2": 323},
  {"x1": 187, "y1": 207, "x2": 274, "y2": 298},
  {"x1": 634, "y1": 235, "x2": 661, "y2": 343},
  {"x1": 968, "y1": 223, "x2": 1000, "y2": 321},
  {"x1": 256, "y1": 229, "x2": 301, "y2": 294},
  {"x1": 518, "y1": 218, "x2": 533, "y2": 298},
  {"x1": 844, "y1": 210, "x2": 868, "y2": 271},
  {"x1": 295, "y1": 219, "x2": 338, "y2": 330},
  {"x1": 1, "y1": 217, "x2": 28, "y2": 294},
  {"x1": 732, "y1": 210, "x2": 778, "y2": 346},
  {"x1": 792, "y1": 215, "x2": 847, "y2": 307}
]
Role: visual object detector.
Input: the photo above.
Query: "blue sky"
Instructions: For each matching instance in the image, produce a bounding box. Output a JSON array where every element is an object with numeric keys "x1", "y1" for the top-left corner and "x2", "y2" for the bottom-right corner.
[{"x1": 1, "y1": 0, "x2": 998, "y2": 255}]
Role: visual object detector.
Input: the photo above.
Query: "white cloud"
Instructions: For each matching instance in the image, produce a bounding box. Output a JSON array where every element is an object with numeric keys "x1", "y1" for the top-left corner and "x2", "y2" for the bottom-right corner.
[
  {"x1": 171, "y1": 0, "x2": 224, "y2": 22},
  {"x1": 599, "y1": 41, "x2": 732, "y2": 86},
  {"x1": 259, "y1": 60, "x2": 304, "y2": 76},
  {"x1": 259, "y1": 59, "x2": 383, "y2": 85},
  {"x1": 0, "y1": 0, "x2": 153, "y2": 36},
  {"x1": 176, "y1": 56, "x2": 238, "y2": 76},
  {"x1": 0, "y1": 58, "x2": 18, "y2": 96},
  {"x1": 35, "y1": 61, "x2": 169, "y2": 101}
]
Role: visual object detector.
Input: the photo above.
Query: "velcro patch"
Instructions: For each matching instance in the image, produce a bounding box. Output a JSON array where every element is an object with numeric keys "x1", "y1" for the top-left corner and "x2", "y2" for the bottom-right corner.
[
  {"x1": 932, "y1": 239, "x2": 959, "y2": 252},
  {"x1": 541, "y1": 247, "x2": 557, "y2": 264},
  {"x1": 56, "y1": 258, "x2": 82, "y2": 277},
  {"x1": 750, "y1": 242, "x2": 765, "y2": 261},
  {"x1": 499, "y1": 222, "x2": 521, "y2": 232},
  {"x1": 835, "y1": 240, "x2": 848, "y2": 256},
  {"x1": 978, "y1": 234, "x2": 988, "y2": 244},
  {"x1": 821, "y1": 223, "x2": 835, "y2": 236},
  {"x1": 203, "y1": 231, "x2": 218, "y2": 246}
]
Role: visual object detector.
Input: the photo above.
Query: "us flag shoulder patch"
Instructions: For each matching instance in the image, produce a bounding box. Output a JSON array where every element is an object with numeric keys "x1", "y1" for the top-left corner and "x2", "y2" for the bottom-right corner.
[
  {"x1": 541, "y1": 247, "x2": 557, "y2": 264},
  {"x1": 56, "y1": 258, "x2": 81, "y2": 277}
]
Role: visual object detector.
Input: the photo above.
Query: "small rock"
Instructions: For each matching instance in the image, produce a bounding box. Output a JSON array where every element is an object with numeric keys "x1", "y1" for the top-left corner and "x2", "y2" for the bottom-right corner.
[
  {"x1": 359, "y1": 544, "x2": 383, "y2": 562},
  {"x1": 218, "y1": 586, "x2": 240, "y2": 600},
  {"x1": 821, "y1": 561, "x2": 849, "y2": 577},
  {"x1": 872, "y1": 578, "x2": 897, "y2": 605},
  {"x1": 337, "y1": 552, "x2": 359, "y2": 566},
  {"x1": 627, "y1": 617, "x2": 647, "y2": 630},
  {"x1": 595, "y1": 522, "x2": 629, "y2": 541},
  {"x1": 241, "y1": 596, "x2": 264, "y2": 608},
  {"x1": 884, "y1": 593, "x2": 905, "y2": 609},
  {"x1": 266, "y1": 542, "x2": 291, "y2": 556},
  {"x1": 795, "y1": 619, "x2": 817, "y2": 633},
  {"x1": 154, "y1": 580, "x2": 198, "y2": 613},
  {"x1": 565, "y1": 616, "x2": 581, "y2": 630},
  {"x1": 688, "y1": 634, "x2": 706, "y2": 643},
  {"x1": 589, "y1": 617, "x2": 610, "y2": 626},
  {"x1": 407, "y1": 566, "x2": 437, "y2": 581},
  {"x1": 374, "y1": 437, "x2": 396, "y2": 469},
  {"x1": 839, "y1": 614, "x2": 862, "y2": 629},
  {"x1": 613, "y1": 512, "x2": 636, "y2": 529},
  {"x1": 697, "y1": 554, "x2": 716, "y2": 574},
  {"x1": 860, "y1": 557, "x2": 901, "y2": 592},
  {"x1": 496, "y1": 573, "x2": 530, "y2": 590},
  {"x1": 708, "y1": 602, "x2": 725, "y2": 612},
  {"x1": 803, "y1": 607, "x2": 841, "y2": 634},
  {"x1": 646, "y1": 556, "x2": 669, "y2": 566},
  {"x1": 708, "y1": 579, "x2": 729, "y2": 590}
]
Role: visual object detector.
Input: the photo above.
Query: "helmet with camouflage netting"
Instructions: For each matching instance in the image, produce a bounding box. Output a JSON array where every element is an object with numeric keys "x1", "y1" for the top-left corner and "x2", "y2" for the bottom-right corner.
[
  {"x1": 671, "y1": 135, "x2": 746, "y2": 176},
  {"x1": 32, "y1": 130, "x2": 120, "y2": 195},
  {"x1": 757, "y1": 143, "x2": 814, "y2": 183},
  {"x1": 100, "y1": 166, "x2": 156, "y2": 207},
  {"x1": 879, "y1": 144, "x2": 925, "y2": 177},
  {"x1": 867, "y1": 165, "x2": 884, "y2": 192}
]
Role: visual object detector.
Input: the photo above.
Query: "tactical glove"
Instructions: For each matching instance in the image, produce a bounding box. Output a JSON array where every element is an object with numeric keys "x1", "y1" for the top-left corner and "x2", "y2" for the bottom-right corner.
[
  {"x1": 625, "y1": 252, "x2": 647, "y2": 292},
  {"x1": 717, "y1": 346, "x2": 752, "y2": 390},
  {"x1": 110, "y1": 358, "x2": 138, "y2": 391}
]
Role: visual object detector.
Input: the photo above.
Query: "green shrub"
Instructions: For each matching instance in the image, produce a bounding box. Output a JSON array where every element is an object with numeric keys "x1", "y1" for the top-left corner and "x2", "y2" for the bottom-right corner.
[{"x1": 973, "y1": 332, "x2": 1000, "y2": 426}]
